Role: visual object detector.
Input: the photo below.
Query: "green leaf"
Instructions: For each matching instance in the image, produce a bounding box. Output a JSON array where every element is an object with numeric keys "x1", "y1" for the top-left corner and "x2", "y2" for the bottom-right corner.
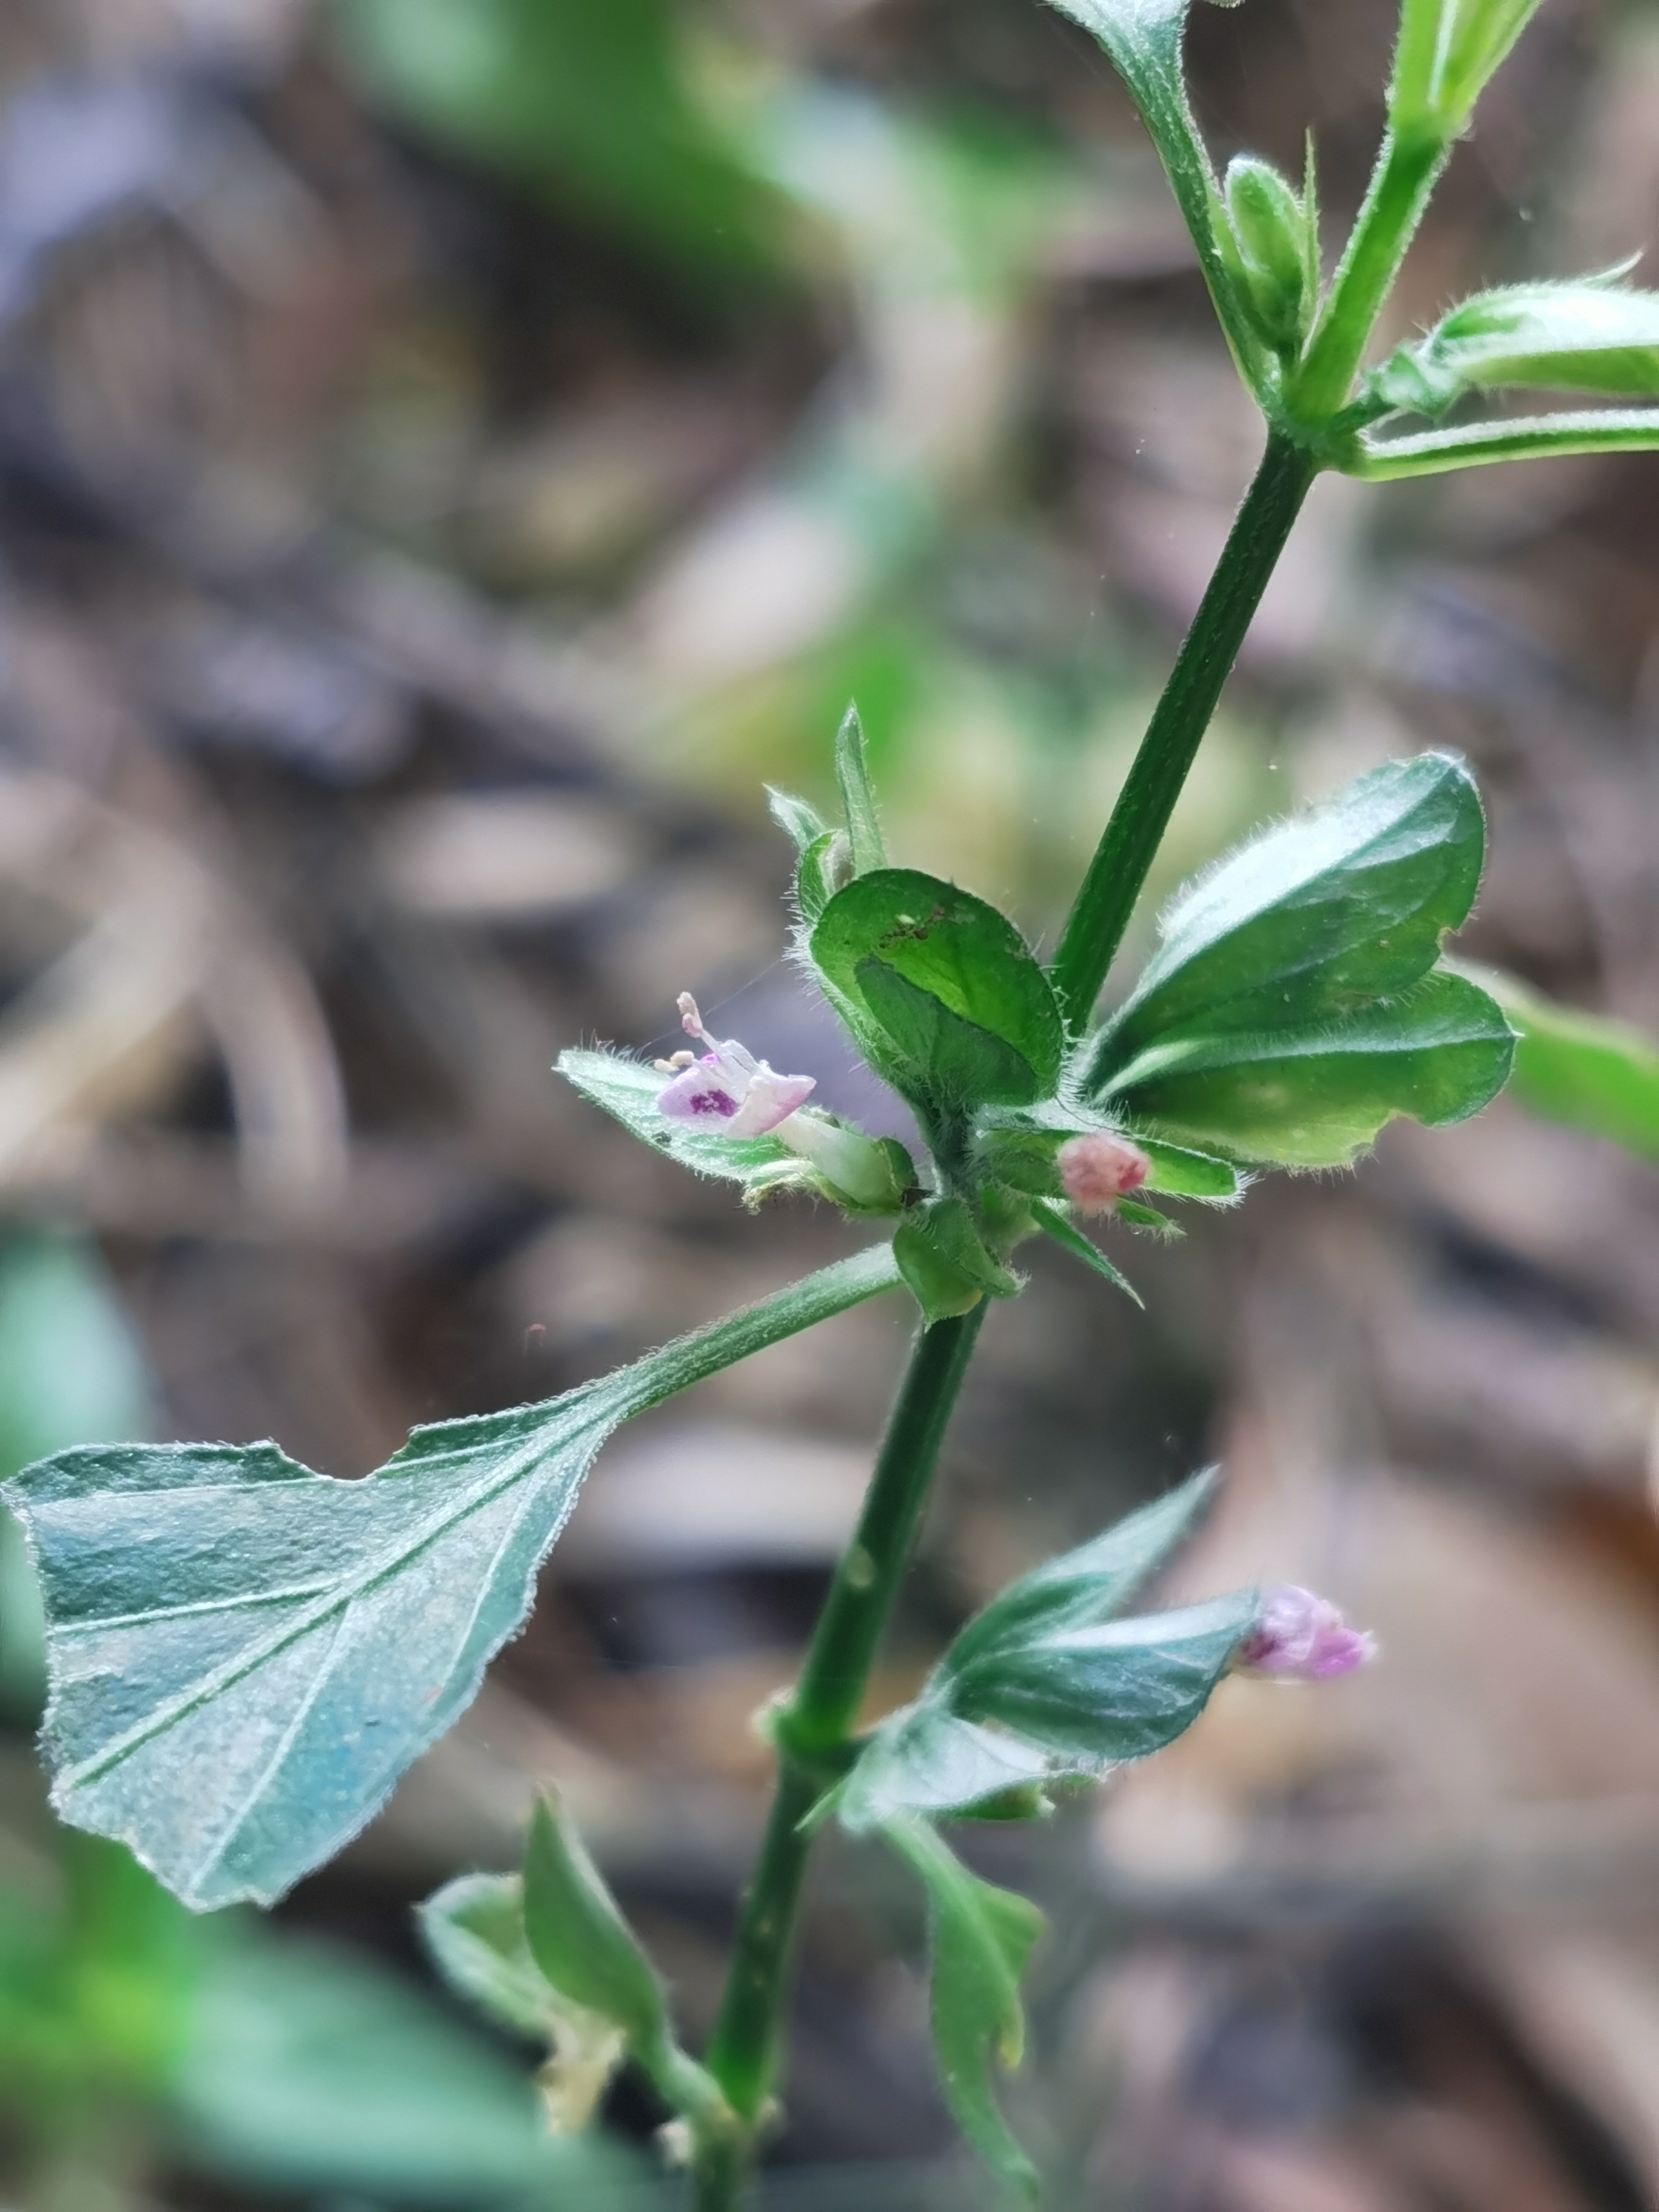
[
  {"x1": 840, "y1": 1708, "x2": 1057, "y2": 1832},
  {"x1": 835, "y1": 702, "x2": 888, "y2": 877},
  {"x1": 1085, "y1": 753, "x2": 1487, "y2": 1091},
  {"x1": 173, "y1": 1922, "x2": 638, "y2": 2201},
  {"x1": 522, "y1": 1794, "x2": 668, "y2": 2057},
  {"x1": 948, "y1": 1467, "x2": 1218, "y2": 1673},
  {"x1": 811, "y1": 870, "x2": 1063, "y2": 1111},
  {"x1": 883, "y1": 1820, "x2": 1044, "y2": 2201},
  {"x1": 1460, "y1": 964, "x2": 1659, "y2": 1159},
  {"x1": 1038, "y1": 0, "x2": 1262, "y2": 384},
  {"x1": 840, "y1": 1472, "x2": 1242, "y2": 1829},
  {"x1": 1102, "y1": 969, "x2": 1516, "y2": 1167},
  {"x1": 1030, "y1": 1200, "x2": 1142, "y2": 1308},
  {"x1": 1114, "y1": 1196, "x2": 1181, "y2": 1236},
  {"x1": 5, "y1": 1244, "x2": 903, "y2": 1910},
  {"x1": 1392, "y1": 0, "x2": 1548, "y2": 135},
  {"x1": 329, "y1": 0, "x2": 783, "y2": 283},
  {"x1": 557, "y1": 1047, "x2": 814, "y2": 1201},
  {"x1": 1369, "y1": 279, "x2": 1659, "y2": 418},
  {"x1": 951, "y1": 1592, "x2": 1258, "y2": 1761}
]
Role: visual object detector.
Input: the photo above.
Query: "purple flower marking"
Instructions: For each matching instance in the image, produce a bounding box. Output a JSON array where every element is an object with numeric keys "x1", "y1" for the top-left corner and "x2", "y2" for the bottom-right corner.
[
  {"x1": 1235, "y1": 1585, "x2": 1376, "y2": 1681},
  {"x1": 657, "y1": 994, "x2": 816, "y2": 1139}
]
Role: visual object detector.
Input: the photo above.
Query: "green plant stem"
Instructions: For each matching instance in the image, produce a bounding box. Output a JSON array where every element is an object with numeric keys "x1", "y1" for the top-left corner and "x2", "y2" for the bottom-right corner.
[
  {"x1": 1049, "y1": 431, "x2": 1318, "y2": 1030},
  {"x1": 1291, "y1": 126, "x2": 1448, "y2": 421},
  {"x1": 694, "y1": 1305, "x2": 985, "y2": 2205}
]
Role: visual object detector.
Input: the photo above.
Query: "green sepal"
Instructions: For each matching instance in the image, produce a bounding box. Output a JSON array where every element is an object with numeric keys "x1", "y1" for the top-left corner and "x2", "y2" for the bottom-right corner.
[
  {"x1": 1113, "y1": 1196, "x2": 1180, "y2": 1237},
  {"x1": 3, "y1": 1245, "x2": 903, "y2": 1910},
  {"x1": 835, "y1": 702, "x2": 887, "y2": 877},
  {"x1": 974, "y1": 1114, "x2": 1242, "y2": 1207},
  {"x1": 1101, "y1": 969, "x2": 1515, "y2": 1167},
  {"x1": 893, "y1": 1198, "x2": 1019, "y2": 1325},
  {"x1": 1367, "y1": 276, "x2": 1659, "y2": 420},
  {"x1": 811, "y1": 870, "x2": 1063, "y2": 1114},
  {"x1": 766, "y1": 786, "x2": 829, "y2": 856},
  {"x1": 1134, "y1": 1136, "x2": 1245, "y2": 1199},
  {"x1": 882, "y1": 1819, "x2": 1044, "y2": 2202},
  {"x1": 795, "y1": 829, "x2": 848, "y2": 927},
  {"x1": 1030, "y1": 1200, "x2": 1142, "y2": 1308},
  {"x1": 770, "y1": 776, "x2": 849, "y2": 926},
  {"x1": 1085, "y1": 752, "x2": 1489, "y2": 1090}
]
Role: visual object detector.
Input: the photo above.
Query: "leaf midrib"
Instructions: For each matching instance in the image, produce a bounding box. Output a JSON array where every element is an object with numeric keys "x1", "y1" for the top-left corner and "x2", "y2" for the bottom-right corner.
[{"x1": 52, "y1": 1396, "x2": 618, "y2": 1793}]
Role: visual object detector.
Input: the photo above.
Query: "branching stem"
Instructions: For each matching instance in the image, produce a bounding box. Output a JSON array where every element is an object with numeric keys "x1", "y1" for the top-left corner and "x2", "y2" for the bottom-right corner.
[{"x1": 683, "y1": 107, "x2": 1458, "y2": 2198}]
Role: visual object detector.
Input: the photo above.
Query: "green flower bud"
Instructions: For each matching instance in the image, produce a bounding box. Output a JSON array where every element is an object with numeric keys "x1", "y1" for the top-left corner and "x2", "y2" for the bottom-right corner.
[
  {"x1": 893, "y1": 1198, "x2": 1019, "y2": 1326},
  {"x1": 1224, "y1": 155, "x2": 1312, "y2": 354}
]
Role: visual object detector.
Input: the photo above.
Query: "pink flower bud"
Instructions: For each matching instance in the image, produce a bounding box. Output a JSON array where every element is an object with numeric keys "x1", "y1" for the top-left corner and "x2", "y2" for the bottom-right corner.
[
  {"x1": 1057, "y1": 1132, "x2": 1150, "y2": 1213},
  {"x1": 1235, "y1": 1586, "x2": 1375, "y2": 1681},
  {"x1": 656, "y1": 994, "x2": 816, "y2": 1139}
]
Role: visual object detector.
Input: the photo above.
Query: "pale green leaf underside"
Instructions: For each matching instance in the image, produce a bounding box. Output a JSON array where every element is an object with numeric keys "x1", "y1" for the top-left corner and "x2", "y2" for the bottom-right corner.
[
  {"x1": 1369, "y1": 280, "x2": 1659, "y2": 418},
  {"x1": 840, "y1": 1472, "x2": 1241, "y2": 1829},
  {"x1": 1350, "y1": 407, "x2": 1659, "y2": 480},
  {"x1": 1105, "y1": 970, "x2": 1515, "y2": 1167},
  {"x1": 420, "y1": 1872, "x2": 553, "y2": 2045},
  {"x1": 558, "y1": 1048, "x2": 811, "y2": 1195},
  {"x1": 5, "y1": 1245, "x2": 902, "y2": 1911}
]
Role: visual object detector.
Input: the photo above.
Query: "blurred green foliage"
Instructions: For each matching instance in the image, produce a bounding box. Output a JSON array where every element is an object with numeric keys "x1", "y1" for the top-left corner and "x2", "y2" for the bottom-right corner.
[
  {"x1": 330, "y1": 0, "x2": 787, "y2": 281},
  {"x1": 1462, "y1": 966, "x2": 1659, "y2": 1159},
  {"x1": 0, "y1": 1232, "x2": 646, "y2": 2208}
]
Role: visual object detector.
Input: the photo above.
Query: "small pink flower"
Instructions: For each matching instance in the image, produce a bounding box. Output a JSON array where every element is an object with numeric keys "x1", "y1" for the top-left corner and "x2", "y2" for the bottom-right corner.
[
  {"x1": 1057, "y1": 1132, "x2": 1150, "y2": 1213},
  {"x1": 1235, "y1": 1586, "x2": 1376, "y2": 1681},
  {"x1": 657, "y1": 993, "x2": 816, "y2": 1139}
]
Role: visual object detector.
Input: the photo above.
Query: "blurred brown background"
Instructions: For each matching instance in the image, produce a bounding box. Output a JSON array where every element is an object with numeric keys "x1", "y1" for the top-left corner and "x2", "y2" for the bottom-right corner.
[{"x1": 0, "y1": 0, "x2": 1657, "y2": 2205}]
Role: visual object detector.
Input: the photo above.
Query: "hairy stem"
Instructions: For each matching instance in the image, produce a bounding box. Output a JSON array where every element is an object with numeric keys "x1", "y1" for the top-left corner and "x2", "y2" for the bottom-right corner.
[
  {"x1": 1290, "y1": 126, "x2": 1448, "y2": 422},
  {"x1": 1049, "y1": 431, "x2": 1318, "y2": 1029},
  {"x1": 694, "y1": 1306, "x2": 985, "y2": 2204}
]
